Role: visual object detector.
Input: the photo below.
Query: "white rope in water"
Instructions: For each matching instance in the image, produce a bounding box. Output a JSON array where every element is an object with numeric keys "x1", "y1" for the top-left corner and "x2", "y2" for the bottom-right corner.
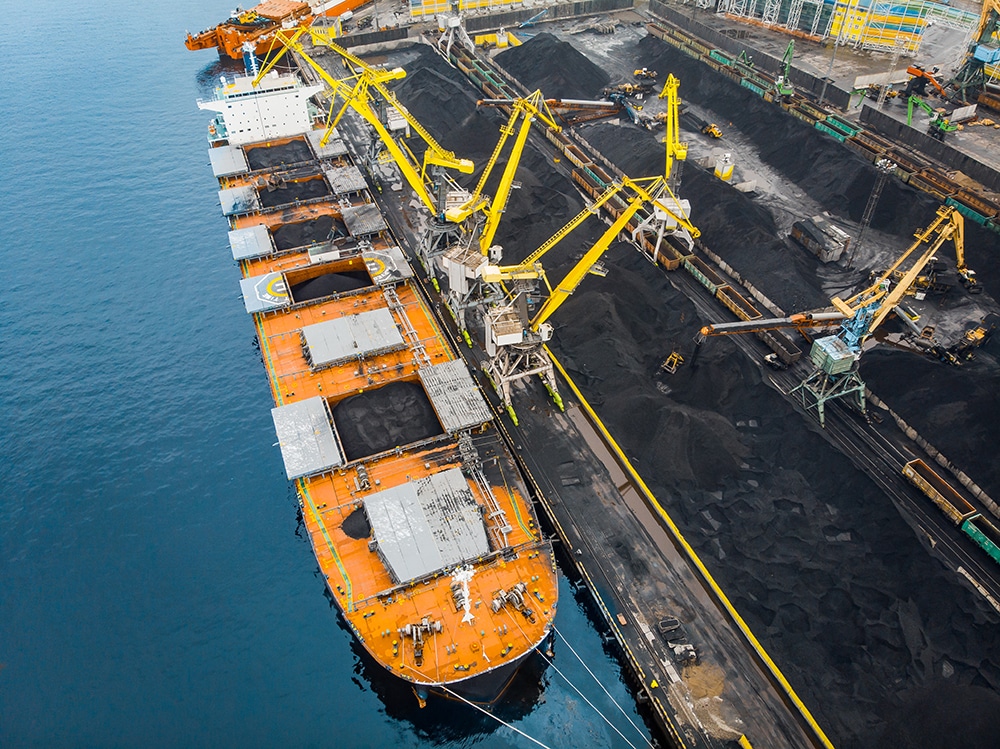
[
  {"x1": 399, "y1": 663, "x2": 552, "y2": 748},
  {"x1": 500, "y1": 613, "x2": 647, "y2": 749},
  {"x1": 435, "y1": 682, "x2": 553, "y2": 749},
  {"x1": 533, "y1": 643, "x2": 643, "y2": 749},
  {"x1": 553, "y1": 625, "x2": 654, "y2": 748}
]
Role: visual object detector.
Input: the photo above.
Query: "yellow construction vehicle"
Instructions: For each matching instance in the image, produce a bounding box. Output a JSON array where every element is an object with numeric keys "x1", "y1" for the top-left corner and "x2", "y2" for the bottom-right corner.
[
  {"x1": 701, "y1": 122, "x2": 723, "y2": 138},
  {"x1": 445, "y1": 91, "x2": 561, "y2": 255},
  {"x1": 254, "y1": 27, "x2": 475, "y2": 217},
  {"x1": 634, "y1": 67, "x2": 658, "y2": 80}
]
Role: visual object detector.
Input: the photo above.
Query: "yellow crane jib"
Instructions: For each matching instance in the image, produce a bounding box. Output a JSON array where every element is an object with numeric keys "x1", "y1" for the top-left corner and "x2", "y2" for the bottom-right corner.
[
  {"x1": 255, "y1": 26, "x2": 474, "y2": 216},
  {"x1": 831, "y1": 205, "x2": 967, "y2": 338},
  {"x1": 445, "y1": 91, "x2": 562, "y2": 253},
  {"x1": 530, "y1": 178, "x2": 660, "y2": 329},
  {"x1": 657, "y1": 74, "x2": 688, "y2": 183},
  {"x1": 476, "y1": 180, "x2": 631, "y2": 287}
]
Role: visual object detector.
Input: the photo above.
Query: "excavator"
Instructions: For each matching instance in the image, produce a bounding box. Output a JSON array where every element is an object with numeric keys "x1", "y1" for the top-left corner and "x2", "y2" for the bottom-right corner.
[
  {"x1": 906, "y1": 95, "x2": 959, "y2": 141},
  {"x1": 902, "y1": 65, "x2": 947, "y2": 98},
  {"x1": 477, "y1": 176, "x2": 687, "y2": 422}
]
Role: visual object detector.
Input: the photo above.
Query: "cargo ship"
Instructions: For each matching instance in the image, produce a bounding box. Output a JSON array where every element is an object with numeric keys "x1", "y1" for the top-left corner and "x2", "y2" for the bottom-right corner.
[
  {"x1": 197, "y1": 65, "x2": 559, "y2": 704},
  {"x1": 186, "y1": 0, "x2": 369, "y2": 59}
]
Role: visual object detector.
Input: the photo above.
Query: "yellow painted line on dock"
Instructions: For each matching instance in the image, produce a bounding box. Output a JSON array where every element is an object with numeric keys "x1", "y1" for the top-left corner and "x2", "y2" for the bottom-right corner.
[
  {"x1": 299, "y1": 479, "x2": 354, "y2": 612},
  {"x1": 546, "y1": 346, "x2": 836, "y2": 749}
]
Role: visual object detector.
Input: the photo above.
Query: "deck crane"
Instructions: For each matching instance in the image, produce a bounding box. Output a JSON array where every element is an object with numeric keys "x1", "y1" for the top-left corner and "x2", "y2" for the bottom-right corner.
[
  {"x1": 255, "y1": 26, "x2": 475, "y2": 218},
  {"x1": 948, "y1": 0, "x2": 1000, "y2": 104},
  {"x1": 479, "y1": 176, "x2": 680, "y2": 422},
  {"x1": 657, "y1": 75, "x2": 688, "y2": 192},
  {"x1": 445, "y1": 91, "x2": 561, "y2": 256}
]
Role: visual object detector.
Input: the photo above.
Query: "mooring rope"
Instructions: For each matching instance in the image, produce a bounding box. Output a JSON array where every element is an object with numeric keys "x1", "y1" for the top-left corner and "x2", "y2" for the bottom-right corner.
[{"x1": 552, "y1": 625, "x2": 654, "y2": 748}]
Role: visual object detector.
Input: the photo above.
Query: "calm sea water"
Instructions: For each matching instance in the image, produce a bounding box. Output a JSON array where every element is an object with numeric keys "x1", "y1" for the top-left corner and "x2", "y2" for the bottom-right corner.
[{"x1": 0, "y1": 2, "x2": 652, "y2": 747}]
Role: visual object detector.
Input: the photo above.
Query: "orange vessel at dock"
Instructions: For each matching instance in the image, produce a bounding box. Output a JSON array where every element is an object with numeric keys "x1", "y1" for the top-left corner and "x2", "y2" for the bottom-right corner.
[
  {"x1": 186, "y1": 0, "x2": 370, "y2": 59},
  {"x1": 200, "y1": 69, "x2": 559, "y2": 704}
]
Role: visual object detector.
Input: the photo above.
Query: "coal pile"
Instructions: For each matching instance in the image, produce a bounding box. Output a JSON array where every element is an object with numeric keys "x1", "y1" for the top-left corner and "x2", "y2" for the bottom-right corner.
[
  {"x1": 333, "y1": 381, "x2": 443, "y2": 461},
  {"x1": 245, "y1": 139, "x2": 313, "y2": 170},
  {"x1": 861, "y1": 346, "x2": 1000, "y2": 497},
  {"x1": 580, "y1": 121, "x2": 832, "y2": 312},
  {"x1": 393, "y1": 47, "x2": 505, "y2": 159},
  {"x1": 495, "y1": 33, "x2": 611, "y2": 99},
  {"x1": 272, "y1": 215, "x2": 346, "y2": 250},
  {"x1": 386, "y1": 34, "x2": 1000, "y2": 747},
  {"x1": 258, "y1": 178, "x2": 330, "y2": 208},
  {"x1": 290, "y1": 269, "x2": 370, "y2": 302}
]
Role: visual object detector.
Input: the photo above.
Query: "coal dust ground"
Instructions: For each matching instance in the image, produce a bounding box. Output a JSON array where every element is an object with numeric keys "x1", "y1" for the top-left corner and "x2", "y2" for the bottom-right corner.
[{"x1": 384, "y1": 32, "x2": 1000, "y2": 749}]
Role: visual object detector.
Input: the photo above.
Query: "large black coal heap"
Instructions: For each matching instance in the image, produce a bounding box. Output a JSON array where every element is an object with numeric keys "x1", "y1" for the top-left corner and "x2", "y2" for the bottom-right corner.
[
  {"x1": 272, "y1": 215, "x2": 347, "y2": 251},
  {"x1": 291, "y1": 270, "x2": 370, "y2": 302},
  {"x1": 258, "y1": 179, "x2": 329, "y2": 208},
  {"x1": 333, "y1": 381, "x2": 443, "y2": 461},
  {"x1": 495, "y1": 33, "x2": 611, "y2": 99}
]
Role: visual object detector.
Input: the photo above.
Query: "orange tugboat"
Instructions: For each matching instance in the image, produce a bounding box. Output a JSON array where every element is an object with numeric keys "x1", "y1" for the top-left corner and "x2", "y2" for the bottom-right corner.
[
  {"x1": 198, "y1": 65, "x2": 559, "y2": 704},
  {"x1": 186, "y1": 0, "x2": 369, "y2": 59}
]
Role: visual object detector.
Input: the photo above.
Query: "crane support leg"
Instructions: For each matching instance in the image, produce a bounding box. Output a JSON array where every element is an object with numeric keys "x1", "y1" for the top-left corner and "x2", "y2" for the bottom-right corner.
[{"x1": 789, "y1": 370, "x2": 867, "y2": 427}]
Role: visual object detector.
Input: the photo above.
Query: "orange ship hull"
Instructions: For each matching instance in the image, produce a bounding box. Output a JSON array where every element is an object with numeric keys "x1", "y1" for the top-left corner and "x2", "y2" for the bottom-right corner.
[
  {"x1": 186, "y1": 0, "x2": 372, "y2": 59},
  {"x1": 205, "y1": 118, "x2": 559, "y2": 702}
]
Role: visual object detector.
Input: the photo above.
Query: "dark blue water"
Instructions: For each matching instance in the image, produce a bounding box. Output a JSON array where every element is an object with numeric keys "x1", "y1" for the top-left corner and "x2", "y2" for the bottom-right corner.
[{"x1": 0, "y1": 2, "x2": 652, "y2": 747}]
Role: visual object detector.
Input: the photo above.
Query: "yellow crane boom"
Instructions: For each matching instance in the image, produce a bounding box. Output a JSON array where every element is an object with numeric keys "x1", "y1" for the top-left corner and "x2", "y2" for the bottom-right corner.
[
  {"x1": 657, "y1": 74, "x2": 688, "y2": 185},
  {"x1": 530, "y1": 176, "x2": 671, "y2": 329},
  {"x1": 445, "y1": 91, "x2": 562, "y2": 253},
  {"x1": 831, "y1": 205, "x2": 966, "y2": 337},
  {"x1": 254, "y1": 26, "x2": 474, "y2": 216}
]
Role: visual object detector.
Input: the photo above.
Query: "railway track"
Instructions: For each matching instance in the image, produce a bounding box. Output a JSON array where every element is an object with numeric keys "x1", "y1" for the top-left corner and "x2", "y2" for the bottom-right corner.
[{"x1": 668, "y1": 267, "x2": 1000, "y2": 606}]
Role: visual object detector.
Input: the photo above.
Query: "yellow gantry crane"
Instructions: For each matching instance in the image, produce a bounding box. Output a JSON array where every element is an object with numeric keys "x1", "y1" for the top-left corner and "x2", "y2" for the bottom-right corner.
[
  {"x1": 445, "y1": 91, "x2": 562, "y2": 255},
  {"x1": 479, "y1": 176, "x2": 681, "y2": 422},
  {"x1": 254, "y1": 26, "x2": 474, "y2": 217},
  {"x1": 657, "y1": 74, "x2": 688, "y2": 190}
]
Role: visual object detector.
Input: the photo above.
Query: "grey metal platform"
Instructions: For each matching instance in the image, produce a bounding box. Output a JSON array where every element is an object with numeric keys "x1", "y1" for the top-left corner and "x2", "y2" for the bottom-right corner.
[
  {"x1": 271, "y1": 396, "x2": 343, "y2": 479},
  {"x1": 365, "y1": 467, "x2": 489, "y2": 584},
  {"x1": 301, "y1": 307, "x2": 405, "y2": 368}
]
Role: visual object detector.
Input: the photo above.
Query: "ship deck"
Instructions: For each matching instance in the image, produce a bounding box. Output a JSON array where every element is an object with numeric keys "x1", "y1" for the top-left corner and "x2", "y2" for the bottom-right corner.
[{"x1": 210, "y1": 120, "x2": 559, "y2": 693}]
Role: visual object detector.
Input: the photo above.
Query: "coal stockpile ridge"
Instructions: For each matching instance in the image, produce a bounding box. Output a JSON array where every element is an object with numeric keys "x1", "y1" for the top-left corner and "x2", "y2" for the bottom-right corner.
[
  {"x1": 393, "y1": 46, "x2": 507, "y2": 162},
  {"x1": 245, "y1": 140, "x2": 313, "y2": 171},
  {"x1": 581, "y1": 121, "x2": 831, "y2": 312},
  {"x1": 861, "y1": 346, "x2": 1000, "y2": 497},
  {"x1": 333, "y1": 381, "x2": 443, "y2": 461},
  {"x1": 632, "y1": 34, "x2": 940, "y2": 236},
  {"x1": 272, "y1": 215, "x2": 346, "y2": 250},
  {"x1": 291, "y1": 269, "x2": 371, "y2": 302},
  {"x1": 548, "y1": 247, "x2": 1000, "y2": 745},
  {"x1": 495, "y1": 33, "x2": 611, "y2": 99},
  {"x1": 258, "y1": 179, "x2": 329, "y2": 208}
]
